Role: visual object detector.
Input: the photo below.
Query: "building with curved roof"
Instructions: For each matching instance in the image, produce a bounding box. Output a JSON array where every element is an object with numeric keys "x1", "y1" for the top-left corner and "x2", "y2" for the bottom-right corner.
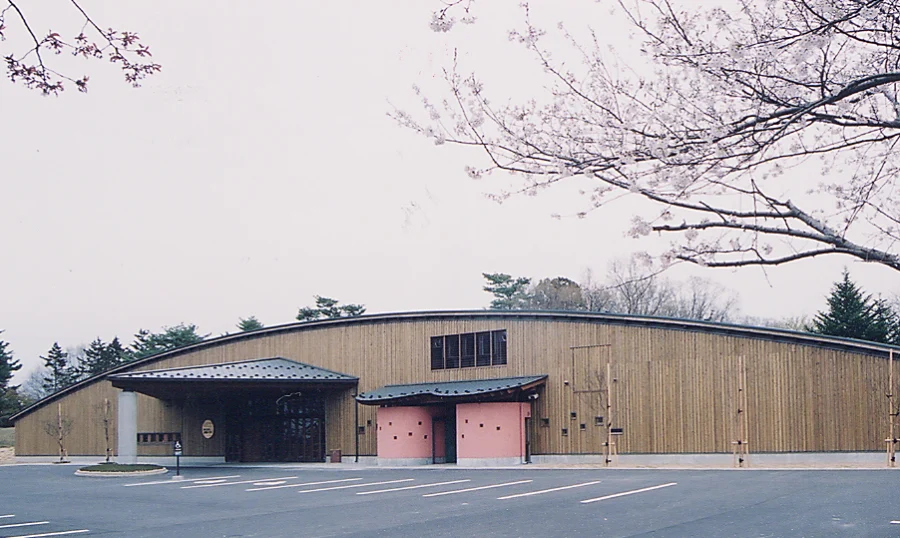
[{"x1": 11, "y1": 311, "x2": 898, "y2": 466}]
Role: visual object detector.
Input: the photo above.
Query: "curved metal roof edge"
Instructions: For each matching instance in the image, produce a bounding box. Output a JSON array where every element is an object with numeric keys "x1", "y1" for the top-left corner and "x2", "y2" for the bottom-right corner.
[
  {"x1": 357, "y1": 375, "x2": 548, "y2": 403},
  {"x1": 107, "y1": 356, "x2": 358, "y2": 380},
  {"x1": 13, "y1": 309, "x2": 900, "y2": 421}
]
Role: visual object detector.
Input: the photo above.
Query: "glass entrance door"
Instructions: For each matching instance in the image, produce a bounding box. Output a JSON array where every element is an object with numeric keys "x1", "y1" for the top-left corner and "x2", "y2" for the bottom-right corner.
[{"x1": 225, "y1": 392, "x2": 327, "y2": 462}]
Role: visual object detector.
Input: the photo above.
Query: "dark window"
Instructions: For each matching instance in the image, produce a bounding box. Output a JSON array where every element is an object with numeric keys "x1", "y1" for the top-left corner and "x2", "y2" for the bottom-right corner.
[
  {"x1": 137, "y1": 432, "x2": 181, "y2": 444},
  {"x1": 431, "y1": 336, "x2": 445, "y2": 370},
  {"x1": 429, "y1": 329, "x2": 508, "y2": 370},
  {"x1": 492, "y1": 330, "x2": 508, "y2": 365},
  {"x1": 445, "y1": 334, "x2": 460, "y2": 369},
  {"x1": 475, "y1": 332, "x2": 492, "y2": 366},
  {"x1": 460, "y1": 333, "x2": 476, "y2": 367}
]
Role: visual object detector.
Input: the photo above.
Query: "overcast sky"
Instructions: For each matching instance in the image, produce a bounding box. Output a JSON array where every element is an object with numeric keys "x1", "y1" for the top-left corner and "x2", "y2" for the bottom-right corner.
[{"x1": 2, "y1": 1, "x2": 897, "y2": 381}]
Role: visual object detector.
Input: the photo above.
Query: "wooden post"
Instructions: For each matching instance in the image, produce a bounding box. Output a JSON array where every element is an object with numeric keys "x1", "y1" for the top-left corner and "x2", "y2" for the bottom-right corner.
[
  {"x1": 732, "y1": 357, "x2": 749, "y2": 468},
  {"x1": 888, "y1": 350, "x2": 896, "y2": 467},
  {"x1": 605, "y1": 362, "x2": 617, "y2": 466}
]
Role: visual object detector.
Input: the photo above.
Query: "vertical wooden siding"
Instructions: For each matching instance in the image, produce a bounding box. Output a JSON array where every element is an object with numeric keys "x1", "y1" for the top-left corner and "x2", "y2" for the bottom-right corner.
[{"x1": 14, "y1": 316, "x2": 893, "y2": 456}]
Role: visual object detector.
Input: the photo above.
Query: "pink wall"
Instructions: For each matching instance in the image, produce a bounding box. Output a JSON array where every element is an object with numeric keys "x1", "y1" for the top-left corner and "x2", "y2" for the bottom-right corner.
[
  {"x1": 376, "y1": 406, "x2": 436, "y2": 459},
  {"x1": 457, "y1": 402, "x2": 531, "y2": 459}
]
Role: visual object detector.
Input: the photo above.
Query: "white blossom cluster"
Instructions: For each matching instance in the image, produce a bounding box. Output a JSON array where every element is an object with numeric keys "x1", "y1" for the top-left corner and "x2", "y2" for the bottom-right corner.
[{"x1": 401, "y1": 0, "x2": 900, "y2": 271}]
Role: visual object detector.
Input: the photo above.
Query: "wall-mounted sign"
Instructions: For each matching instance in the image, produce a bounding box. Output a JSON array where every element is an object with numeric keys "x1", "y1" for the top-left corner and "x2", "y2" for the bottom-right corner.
[{"x1": 202, "y1": 419, "x2": 215, "y2": 439}]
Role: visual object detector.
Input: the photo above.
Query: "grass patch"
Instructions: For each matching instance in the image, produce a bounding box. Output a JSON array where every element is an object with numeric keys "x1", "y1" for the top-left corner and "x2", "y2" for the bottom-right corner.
[
  {"x1": 79, "y1": 463, "x2": 164, "y2": 472},
  {"x1": 0, "y1": 428, "x2": 13, "y2": 448}
]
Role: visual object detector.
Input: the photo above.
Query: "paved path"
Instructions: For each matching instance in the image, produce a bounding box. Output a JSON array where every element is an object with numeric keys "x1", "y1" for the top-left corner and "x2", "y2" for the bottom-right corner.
[{"x1": 0, "y1": 447, "x2": 15, "y2": 464}]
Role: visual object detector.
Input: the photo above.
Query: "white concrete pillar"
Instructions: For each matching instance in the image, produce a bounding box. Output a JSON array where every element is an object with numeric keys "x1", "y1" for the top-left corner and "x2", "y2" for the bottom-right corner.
[{"x1": 117, "y1": 390, "x2": 138, "y2": 464}]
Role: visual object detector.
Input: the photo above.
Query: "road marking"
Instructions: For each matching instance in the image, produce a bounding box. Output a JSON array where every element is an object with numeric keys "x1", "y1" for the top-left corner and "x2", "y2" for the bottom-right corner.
[
  {"x1": 357, "y1": 479, "x2": 471, "y2": 495},
  {"x1": 7, "y1": 530, "x2": 91, "y2": 538},
  {"x1": 497, "y1": 481, "x2": 603, "y2": 500},
  {"x1": 247, "y1": 478, "x2": 363, "y2": 492},
  {"x1": 1, "y1": 515, "x2": 15, "y2": 518},
  {"x1": 252, "y1": 480, "x2": 286, "y2": 486},
  {"x1": 580, "y1": 482, "x2": 677, "y2": 504},
  {"x1": 124, "y1": 474, "x2": 240, "y2": 486},
  {"x1": 423, "y1": 480, "x2": 534, "y2": 497},
  {"x1": 297, "y1": 479, "x2": 414, "y2": 494},
  {"x1": 193, "y1": 479, "x2": 228, "y2": 485},
  {"x1": 891, "y1": 520, "x2": 900, "y2": 524},
  {"x1": 182, "y1": 476, "x2": 297, "y2": 489},
  {"x1": 0, "y1": 522, "x2": 49, "y2": 530}
]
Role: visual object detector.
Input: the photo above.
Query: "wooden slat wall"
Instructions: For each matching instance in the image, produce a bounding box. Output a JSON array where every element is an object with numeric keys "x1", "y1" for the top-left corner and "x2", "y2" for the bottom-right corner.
[{"x1": 14, "y1": 316, "x2": 894, "y2": 457}]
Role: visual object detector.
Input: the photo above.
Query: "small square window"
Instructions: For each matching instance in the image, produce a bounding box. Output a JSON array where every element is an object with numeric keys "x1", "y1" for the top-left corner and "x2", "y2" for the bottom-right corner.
[
  {"x1": 562, "y1": 428, "x2": 569, "y2": 436},
  {"x1": 570, "y1": 412, "x2": 577, "y2": 419},
  {"x1": 358, "y1": 426, "x2": 366, "y2": 435},
  {"x1": 594, "y1": 416, "x2": 604, "y2": 426},
  {"x1": 541, "y1": 418, "x2": 550, "y2": 427},
  {"x1": 580, "y1": 423, "x2": 586, "y2": 431}
]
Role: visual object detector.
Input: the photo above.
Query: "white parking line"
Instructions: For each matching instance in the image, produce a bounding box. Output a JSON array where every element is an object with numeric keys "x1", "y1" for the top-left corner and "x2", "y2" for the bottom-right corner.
[
  {"x1": 0, "y1": 522, "x2": 49, "y2": 529},
  {"x1": 580, "y1": 482, "x2": 677, "y2": 504},
  {"x1": 182, "y1": 476, "x2": 297, "y2": 489},
  {"x1": 124, "y1": 475, "x2": 240, "y2": 487},
  {"x1": 7, "y1": 530, "x2": 90, "y2": 538},
  {"x1": 247, "y1": 478, "x2": 363, "y2": 492},
  {"x1": 497, "y1": 481, "x2": 603, "y2": 500},
  {"x1": 891, "y1": 520, "x2": 900, "y2": 524},
  {"x1": 423, "y1": 480, "x2": 534, "y2": 497},
  {"x1": 1, "y1": 514, "x2": 15, "y2": 519},
  {"x1": 357, "y1": 480, "x2": 470, "y2": 496},
  {"x1": 297, "y1": 479, "x2": 414, "y2": 494},
  {"x1": 193, "y1": 479, "x2": 228, "y2": 485}
]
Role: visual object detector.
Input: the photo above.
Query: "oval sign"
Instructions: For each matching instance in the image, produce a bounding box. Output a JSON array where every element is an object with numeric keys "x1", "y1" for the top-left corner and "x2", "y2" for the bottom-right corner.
[{"x1": 202, "y1": 419, "x2": 215, "y2": 439}]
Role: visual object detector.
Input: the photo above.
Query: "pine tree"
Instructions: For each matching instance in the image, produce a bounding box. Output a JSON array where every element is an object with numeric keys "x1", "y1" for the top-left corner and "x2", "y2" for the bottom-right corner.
[
  {"x1": 75, "y1": 337, "x2": 132, "y2": 379},
  {"x1": 809, "y1": 271, "x2": 897, "y2": 344},
  {"x1": 0, "y1": 332, "x2": 24, "y2": 425},
  {"x1": 0, "y1": 334, "x2": 20, "y2": 391},
  {"x1": 482, "y1": 273, "x2": 532, "y2": 310},
  {"x1": 131, "y1": 324, "x2": 206, "y2": 360},
  {"x1": 41, "y1": 342, "x2": 76, "y2": 394},
  {"x1": 296, "y1": 297, "x2": 366, "y2": 321},
  {"x1": 237, "y1": 316, "x2": 264, "y2": 332}
]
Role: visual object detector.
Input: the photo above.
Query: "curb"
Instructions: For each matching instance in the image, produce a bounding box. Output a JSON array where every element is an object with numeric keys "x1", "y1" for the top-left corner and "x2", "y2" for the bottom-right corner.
[{"x1": 74, "y1": 467, "x2": 169, "y2": 477}]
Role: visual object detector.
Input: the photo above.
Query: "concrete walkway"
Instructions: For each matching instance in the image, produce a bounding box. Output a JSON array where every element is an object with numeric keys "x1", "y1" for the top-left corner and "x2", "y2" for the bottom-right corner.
[{"x1": 0, "y1": 447, "x2": 15, "y2": 465}]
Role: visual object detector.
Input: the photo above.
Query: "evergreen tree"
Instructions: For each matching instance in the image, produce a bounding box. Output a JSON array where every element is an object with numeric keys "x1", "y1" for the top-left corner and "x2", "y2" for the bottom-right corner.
[
  {"x1": 237, "y1": 316, "x2": 264, "y2": 332},
  {"x1": 41, "y1": 342, "x2": 78, "y2": 394},
  {"x1": 296, "y1": 296, "x2": 366, "y2": 321},
  {"x1": 77, "y1": 337, "x2": 131, "y2": 378},
  {"x1": 0, "y1": 334, "x2": 20, "y2": 391},
  {"x1": 482, "y1": 273, "x2": 532, "y2": 310},
  {"x1": 809, "y1": 271, "x2": 897, "y2": 344},
  {"x1": 130, "y1": 324, "x2": 207, "y2": 360},
  {"x1": 0, "y1": 332, "x2": 24, "y2": 425}
]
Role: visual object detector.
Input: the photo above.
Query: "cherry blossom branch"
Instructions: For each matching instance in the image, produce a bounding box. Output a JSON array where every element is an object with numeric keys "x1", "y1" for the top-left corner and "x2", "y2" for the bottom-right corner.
[{"x1": 3, "y1": 0, "x2": 160, "y2": 94}]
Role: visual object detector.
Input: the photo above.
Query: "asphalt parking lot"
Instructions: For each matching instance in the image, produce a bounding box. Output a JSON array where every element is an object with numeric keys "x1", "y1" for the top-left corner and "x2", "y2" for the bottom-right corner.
[{"x1": 1, "y1": 465, "x2": 898, "y2": 537}]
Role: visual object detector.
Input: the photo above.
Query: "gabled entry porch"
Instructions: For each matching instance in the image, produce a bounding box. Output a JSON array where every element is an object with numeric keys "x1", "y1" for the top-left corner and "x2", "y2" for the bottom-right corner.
[{"x1": 109, "y1": 357, "x2": 358, "y2": 463}]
